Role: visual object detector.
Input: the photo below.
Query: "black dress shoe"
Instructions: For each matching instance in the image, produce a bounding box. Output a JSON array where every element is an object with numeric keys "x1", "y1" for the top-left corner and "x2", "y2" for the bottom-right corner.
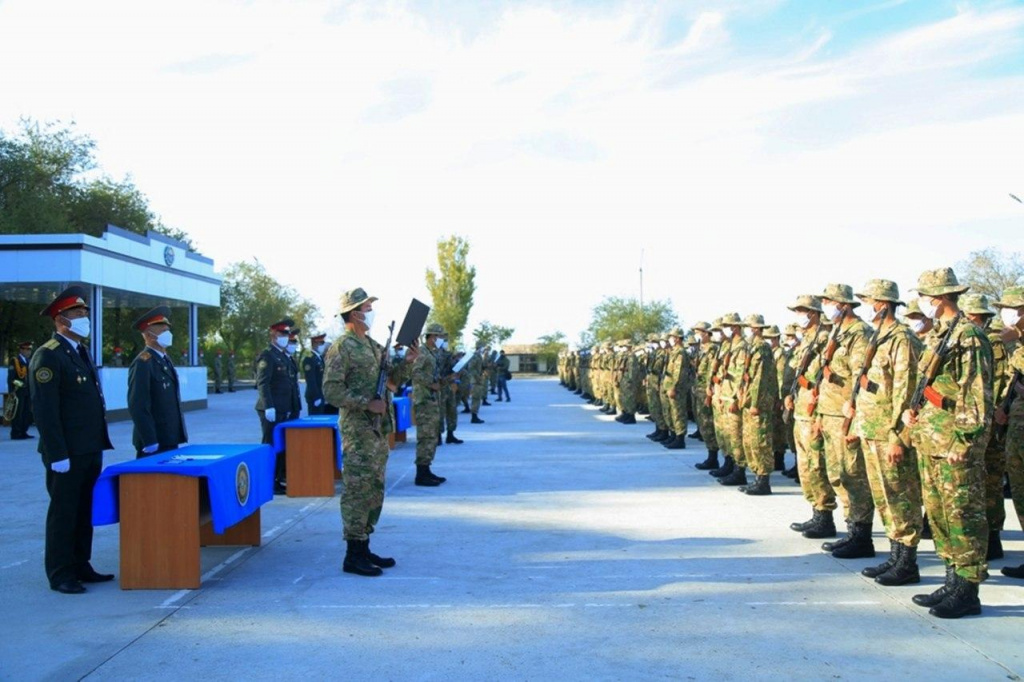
[
  {"x1": 51, "y1": 580, "x2": 86, "y2": 594},
  {"x1": 273, "y1": 482, "x2": 288, "y2": 495},
  {"x1": 77, "y1": 566, "x2": 115, "y2": 583}
]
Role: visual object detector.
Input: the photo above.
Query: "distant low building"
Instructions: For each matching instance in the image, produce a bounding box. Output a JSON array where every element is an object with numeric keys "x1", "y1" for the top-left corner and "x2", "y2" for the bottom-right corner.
[{"x1": 502, "y1": 344, "x2": 548, "y2": 373}]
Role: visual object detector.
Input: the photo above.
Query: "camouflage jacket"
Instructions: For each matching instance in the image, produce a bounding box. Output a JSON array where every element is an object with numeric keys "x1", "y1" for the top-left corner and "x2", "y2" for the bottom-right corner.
[
  {"x1": 817, "y1": 317, "x2": 872, "y2": 418},
  {"x1": 662, "y1": 346, "x2": 687, "y2": 393},
  {"x1": 412, "y1": 344, "x2": 440, "y2": 408},
  {"x1": 322, "y1": 329, "x2": 410, "y2": 437},
  {"x1": 985, "y1": 327, "x2": 1011, "y2": 406},
  {"x1": 696, "y1": 341, "x2": 719, "y2": 389},
  {"x1": 793, "y1": 325, "x2": 829, "y2": 422},
  {"x1": 742, "y1": 338, "x2": 777, "y2": 412},
  {"x1": 909, "y1": 315, "x2": 994, "y2": 458},
  {"x1": 719, "y1": 335, "x2": 747, "y2": 401},
  {"x1": 852, "y1": 321, "x2": 916, "y2": 446},
  {"x1": 773, "y1": 345, "x2": 792, "y2": 400}
]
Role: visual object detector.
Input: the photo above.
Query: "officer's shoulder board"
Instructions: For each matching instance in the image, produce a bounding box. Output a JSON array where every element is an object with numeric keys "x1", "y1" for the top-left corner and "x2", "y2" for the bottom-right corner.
[
  {"x1": 42, "y1": 339, "x2": 60, "y2": 351},
  {"x1": 139, "y1": 351, "x2": 152, "y2": 362}
]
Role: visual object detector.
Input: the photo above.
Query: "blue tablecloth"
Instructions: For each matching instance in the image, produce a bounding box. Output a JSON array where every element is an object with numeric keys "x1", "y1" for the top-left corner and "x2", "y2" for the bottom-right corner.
[
  {"x1": 272, "y1": 415, "x2": 343, "y2": 470},
  {"x1": 394, "y1": 396, "x2": 411, "y2": 432},
  {"x1": 92, "y1": 444, "x2": 275, "y2": 534}
]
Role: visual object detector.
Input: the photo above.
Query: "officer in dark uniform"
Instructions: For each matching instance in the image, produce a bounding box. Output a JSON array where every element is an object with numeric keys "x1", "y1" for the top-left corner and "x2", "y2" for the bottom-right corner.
[
  {"x1": 227, "y1": 351, "x2": 237, "y2": 392},
  {"x1": 127, "y1": 306, "x2": 188, "y2": 458},
  {"x1": 7, "y1": 341, "x2": 35, "y2": 439},
  {"x1": 110, "y1": 347, "x2": 125, "y2": 367},
  {"x1": 255, "y1": 318, "x2": 301, "y2": 493},
  {"x1": 29, "y1": 285, "x2": 114, "y2": 594},
  {"x1": 213, "y1": 351, "x2": 223, "y2": 393},
  {"x1": 303, "y1": 332, "x2": 327, "y2": 415}
]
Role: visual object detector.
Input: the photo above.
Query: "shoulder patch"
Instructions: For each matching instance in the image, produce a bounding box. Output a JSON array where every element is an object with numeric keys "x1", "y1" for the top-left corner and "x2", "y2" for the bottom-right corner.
[
  {"x1": 258, "y1": 359, "x2": 268, "y2": 370},
  {"x1": 139, "y1": 351, "x2": 152, "y2": 362},
  {"x1": 35, "y1": 367, "x2": 53, "y2": 384},
  {"x1": 42, "y1": 339, "x2": 60, "y2": 351}
]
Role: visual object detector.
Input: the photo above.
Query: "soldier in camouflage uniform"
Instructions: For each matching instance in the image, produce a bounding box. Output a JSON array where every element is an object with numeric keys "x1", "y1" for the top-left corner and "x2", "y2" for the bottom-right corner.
[
  {"x1": 645, "y1": 333, "x2": 670, "y2": 441},
  {"x1": 850, "y1": 280, "x2": 922, "y2": 585},
  {"x1": 716, "y1": 313, "x2": 748, "y2": 485},
  {"x1": 692, "y1": 322, "x2": 721, "y2": 469},
  {"x1": 785, "y1": 295, "x2": 838, "y2": 539},
  {"x1": 815, "y1": 283, "x2": 876, "y2": 559},
  {"x1": 411, "y1": 323, "x2": 448, "y2": 486},
  {"x1": 736, "y1": 314, "x2": 778, "y2": 495},
  {"x1": 615, "y1": 341, "x2": 642, "y2": 424},
  {"x1": 440, "y1": 345, "x2": 464, "y2": 445},
  {"x1": 660, "y1": 328, "x2": 688, "y2": 450},
  {"x1": 780, "y1": 324, "x2": 801, "y2": 479},
  {"x1": 961, "y1": 293, "x2": 1009, "y2": 560},
  {"x1": 993, "y1": 286, "x2": 1024, "y2": 580},
  {"x1": 322, "y1": 287, "x2": 416, "y2": 577},
  {"x1": 467, "y1": 344, "x2": 488, "y2": 423},
  {"x1": 764, "y1": 325, "x2": 789, "y2": 472},
  {"x1": 905, "y1": 268, "x2": 993, "y2": 619}
]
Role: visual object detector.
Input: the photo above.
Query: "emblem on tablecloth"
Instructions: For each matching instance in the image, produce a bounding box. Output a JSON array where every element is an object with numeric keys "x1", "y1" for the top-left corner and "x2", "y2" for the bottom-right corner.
[{"x1": 235, "y1": 462, "x2": 251, "y2": 506}]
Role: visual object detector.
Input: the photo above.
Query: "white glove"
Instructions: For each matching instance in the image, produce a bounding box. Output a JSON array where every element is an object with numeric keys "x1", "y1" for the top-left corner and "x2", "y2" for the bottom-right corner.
[
  {"x1": 142, "y1": 444, "x2": 159, "y2": 454},
  {"x1": 51, "y1": 459, "x2": 71, "y2": 473},
  {"x1": 13, "y1": 380, "x2": 24, "y2": 389},
  {"x1": 314, "y1": 399, "x2": 323, "y2": 407},
  {"x1": 265, "y1": 408, "x2": 277, "y2": 422}
]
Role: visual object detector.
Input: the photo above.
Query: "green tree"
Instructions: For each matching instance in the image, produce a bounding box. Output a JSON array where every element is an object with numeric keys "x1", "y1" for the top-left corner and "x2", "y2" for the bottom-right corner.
[
  {"x1": 956, "y1": 248, "x2": 1024, "y2": 300},
  {"x1": 587, "y1": 296, "x2": 677, "y2": 343},
  {"x1": 472, "y1": 321, "x2": 515, "y2": 348},
  {"x1": 214, "y1": 260, "x2": 320, "y2": 370},
  {"x1": 425, "y1": 235, "x2": 476, "y2": 347},
  {"x1": 536, "y1": 331, "x2": 568, "y2": 370}
]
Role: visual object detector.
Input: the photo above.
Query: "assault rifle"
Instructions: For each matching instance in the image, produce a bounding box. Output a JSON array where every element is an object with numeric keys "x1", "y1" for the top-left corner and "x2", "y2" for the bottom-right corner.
[
  {"x1": 993, "y1": 368, "x2": 1022, "y2": 441},
  {"x1": 783, "y1": 327, "x2": 822, "y2": 423},
  {"x1": 906, "y1": 312, "x2": 962, "y2": 417},
  {"x1": 371, "y1": 321, "x2": 396, "y2": 437},
  {"x1": 842, "y1": 310, "x2": 887, "y2": 437}
]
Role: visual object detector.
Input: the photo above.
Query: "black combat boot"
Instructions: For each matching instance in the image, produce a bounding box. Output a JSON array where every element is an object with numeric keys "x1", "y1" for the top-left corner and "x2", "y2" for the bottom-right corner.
[
  {"x1": 1001, "y1": 563, "x2": 1024, "y2": 579},
  {"x1": 790, "y1": 510, "x2": 816, "y2": 532},
  {"x1": 921, "y1": 513, "x2": 932, "y2": 539},
  {"x1": 461, "y1": 407, "x2": 472, "y2": 414},
  {"x1": 663, "y1": 434, "x2": 686, "y2": 449},
  {"x1": 862, "y1": 540, "x2": 899, "y2": 579},
  {"x1": 709, "y1": 456, "x2": 735, "y2": 478},
  {"x1": 773, "y1": 452, "x2": 786, "y2": 471},
  {"x1": 801, "y1": 509, "x2": 837, "y2": 539},
  {"x1": 718, "y1": 466, "x2": 747, "y2": 486},
  {"x1": 653, "y1": 430, "x2": 672, "y2": 443},
  {"x1": 471, "y1": 414, "x2": 485, "y2": 424},
  {"x1": 831, "y1": 522, "x2": 875, "y2": 559},
  {"x1": 619, "y1": 413, "x2": 637, "y2": 424},
  {"x1": 695, "y1": 449, "x2": 719, "y2": 470},
  {"x1": 364, "y1": 539, "x2": 395, "y2": 568},
  {"x1": 437, "y1": 432, "x2": 442, "y2": 446},
  {"x1": 929, "y1": 574, "x2": 982, "y2": 619},
  {"x1": 343, "y1": 540, "x2": 383, "y2": 577},
  {"x1": 689, "y1": 429, "x2": 703, "y2": 441},
  {"x1": 822, "y1": 520, "x2": 854, "y2": 553},
  {"x1": 986, "y1": 530, "x2": 1003, "y2": 560},
  {"x1": 446, "y1": 431, "x2": 464, "y2": 444},
  {"x1": 876, "y1": 544, "x2": 920, "y2": 586},
  {"x1": 646, "y1": 428, "x2": 661, "y2": 439},
  {"x1": 740, "y1": 475, "x2": 771, "y2": 496},
  {"x1": 913, "y1": 564, "x2": 955, "y2": 606},
  {"x1": 783, "y1": 464, "x2": 799, "y2": 479},
  {"x1": 415, "y1": 465, "x2": 443, "y2": 486},
  {"x1": 482, "y1": 399, "x2": 492, "y2": 406}
]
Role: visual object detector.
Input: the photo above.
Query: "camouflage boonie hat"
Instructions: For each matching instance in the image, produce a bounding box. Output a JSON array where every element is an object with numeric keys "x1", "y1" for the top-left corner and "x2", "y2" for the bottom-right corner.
[
  {"x1": 783, "y1": 323, "x2": 800, "y2": 336},
  {"x1": 709, "y1": 318, "x2": 723, "y2": 331},
  {"x1": 855, "y1": 279, "x2": 904, "y2": 305},
  {"x1": 685, "y1": 334, "x2": 699, "y2": 346},
  {"x1": 424, "y1": 322, "x2": 448, "y2": 336},
  {"x1": 993, "y1": 286, "x2": 1024, "y2": 309},
  {"x1": 339, "y1": 287, "x2": 378, "y2": 314},
  {"x1": 647, "y1": 332, "x2": 660, "y2": 342},
  {"x1": 741, "y1": 313, "x2": 768, "y2": 328},
  {"x1": 912, "y1": 267, "x2": 969, "y2": 296},
  {"x1": 905, "y1": 299, "x2": 925, "y2": 318},
  {"x1": 720, "y1": 312, "x2": 742, "y2": 326},
  {"x1": 787, "y1": 294, "x2": 822, "y2": 312},
  {"x1": 667, "y1": 327, "x2": 685, "y2": 339},
  {"x1": 822, "y1": 283, "x2": 860, "y2": 307},
  {"x1": 691, "y1": 321, "x2": 711, "y2": 332},
  {"x1": 763, "y1": 325, "x2": 781, "y2": 338},
  {"x1": 991, "y1": 317, "x2": 1006, "y2": 332},
  {"x1": 960, "y1": 294, "x2": 995, "y2": 316}
]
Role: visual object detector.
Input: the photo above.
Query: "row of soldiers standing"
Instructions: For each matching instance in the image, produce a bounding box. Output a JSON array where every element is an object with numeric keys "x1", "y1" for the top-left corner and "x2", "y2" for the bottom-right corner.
[{"x1": 560, "y1": 267, "x2": 1024, "y2": 620}]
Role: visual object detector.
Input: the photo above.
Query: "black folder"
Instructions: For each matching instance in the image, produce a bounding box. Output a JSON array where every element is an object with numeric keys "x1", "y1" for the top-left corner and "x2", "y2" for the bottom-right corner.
[{"x1": 395, "y1": 298, "x2": 431, "y2": 347}]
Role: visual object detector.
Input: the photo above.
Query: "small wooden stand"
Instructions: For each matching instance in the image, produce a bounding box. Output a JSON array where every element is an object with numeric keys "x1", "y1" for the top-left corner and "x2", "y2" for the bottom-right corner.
[{"x1": 285, "y1": 427, "x2": 338, "y2": 497}]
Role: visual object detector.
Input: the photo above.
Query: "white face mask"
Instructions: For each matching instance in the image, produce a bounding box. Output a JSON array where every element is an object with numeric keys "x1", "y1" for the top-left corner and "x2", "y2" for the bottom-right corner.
[
  {"x1": 722, "y1": 328, "x2": 733, "y2": 339},
  {"x1": 275, "y1": 335, "x2": 289, "y2": 348},
  {"x1": 660, "y1": 341, "x2": 668, "y2": 349},
  {"x1": 157, "y1": 330, "x2": 173, "y2": 348},
  {"x1": 437, "y1": 339, "x2": 447, "y2": 350},
  {"x1": 796, "y1": 331, "x2": 805, "y2": 342},
  {"x1": 796, "y1": 313, "x2": 812, "y2": 329},
  {"x1": 822, "y1": 303, "x2": 842, "y2": 321},
  {"x1": 743, "y1": 328, "x2": 754, "y2": 339},
  {"x1": 321, "y1": 341, "x2": 331, "y2": 354},
  {"x1": 918, "y1": 298, "x2": 939, "y2": 320},
  {"x1": 909, "y1": 319, "x2": 927, "y2": 333},
  {"x1": 361, "y1": 310, "x2": 376, "y2": 330},
  {"x1": 1000, "y1": 308, "x2": 1021, "y2": 328},
  {"x1": 287, "y1": 343, "x2": 298, "y2": 354},
  {"x1": 711, "y1": 331, "x2": 722, "y2": 342},
  {"x1": 65, "y1": 316, "x2": 91, "y2": 338}
]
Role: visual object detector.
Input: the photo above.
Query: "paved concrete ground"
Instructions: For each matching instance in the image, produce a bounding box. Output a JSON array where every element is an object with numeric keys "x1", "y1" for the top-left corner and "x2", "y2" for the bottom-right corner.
[{"x1": 1, "y1": 377, "x2": 1023, "y2": 681}]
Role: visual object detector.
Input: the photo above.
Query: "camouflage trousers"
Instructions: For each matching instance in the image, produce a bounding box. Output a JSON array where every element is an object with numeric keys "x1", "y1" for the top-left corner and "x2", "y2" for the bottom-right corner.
[
  {"x1": 794, "y1": 418, "x2": 835, "y2": 511},
  {"x1": 693, "y1": 386, "x2": 718, "y2": 451},
  {"x1": 862, "y1": 439, "x2": 922, "y2": 546},
  {"x1": 646, "y1": 379, "x2": 666, "y2": 430},
  {"x1": 415, "y1": 400, "x2": 441, "y2": 466},
  {"x1": 340, "y1": 429, "x2": 390, "y2": 541},
  {"x1": 619, "y1": 376, "x2": 638, "y2": 414},
  {"x1": 1005, "y1": 414, "x2": 1024, "y2": 532},
  {"x1": 440, "y1": 385, "x2": 459, "y2": 435},
  {"x1": 771, "y1": 405, "x2": 789, "y2": 454},
  {"x1": 984, "y1": 434, "x2": 1006, "y2": 532},
  {"x1": 919, "y1": 449, "x2": 989, "y2": 583},
  {"x1": 820, "y1": 415, "x2": 875, "y2": 525},
  {"x1": 718, "y1": 399, "x2": 744, "y2": 466},
  {"x1": 742, "y1": 410, "x2": 773, "y2": 475},
  {"x1": 471, "y1": 379, "x2": 487, "y2": 413},
  {"x1": 664, "y1": 387, "x2": 687, "y2": 435}
]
